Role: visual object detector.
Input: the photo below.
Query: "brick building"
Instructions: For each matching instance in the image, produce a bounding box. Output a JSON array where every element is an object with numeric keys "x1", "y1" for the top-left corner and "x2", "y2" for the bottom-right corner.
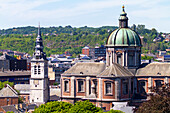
[
  {"x1": 61, "y1": 6, "x2": 170, "y2": 111},
  {"x1": 82, "y1": 46, "x2": 90, "y2": 56},
  {"x1": 0, "y1": 84, "x2": 18, "y2": 108}
]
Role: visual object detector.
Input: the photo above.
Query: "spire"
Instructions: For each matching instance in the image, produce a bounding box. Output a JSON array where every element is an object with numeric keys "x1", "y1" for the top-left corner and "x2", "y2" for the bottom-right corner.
[
  {"x1": 119, "y1": 5, "x2": 128, "y2": 28},
  {"x1": 32, "y1": 23, "x2": 47, "y2": 60},
  {"x1": 38, "y1": 22, "x2": 41, "y2": 37}
]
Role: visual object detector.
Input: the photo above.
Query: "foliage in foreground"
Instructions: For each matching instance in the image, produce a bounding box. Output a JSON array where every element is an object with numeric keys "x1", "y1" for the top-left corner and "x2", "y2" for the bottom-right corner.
[
  {"x1": 69, "y1": 100, "x2": 102, "y2": 113},
  {"x1": 0, "y1": 81, "x2": 14, "y2": 90},
  {"x1": 136, "y1": 85, "x2": 170, "y2": 113},
  {"x1": 33, "y1": 100, "x2": 124, "y2": 113}
]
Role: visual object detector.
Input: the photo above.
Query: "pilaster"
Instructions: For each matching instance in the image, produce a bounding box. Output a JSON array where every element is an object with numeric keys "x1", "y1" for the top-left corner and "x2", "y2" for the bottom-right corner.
[
  {"x1": 71, "y1": 76, "x2": 75, "y2": 97},
  {"x1": 148, "y1": 77, "x2": 152, "y2": 93}
]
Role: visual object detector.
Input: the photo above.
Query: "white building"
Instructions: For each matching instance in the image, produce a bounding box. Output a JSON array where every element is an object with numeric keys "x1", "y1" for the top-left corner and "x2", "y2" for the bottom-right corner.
[{"x1": 30, "y1": 25, "x2": 50, "y2": 105}]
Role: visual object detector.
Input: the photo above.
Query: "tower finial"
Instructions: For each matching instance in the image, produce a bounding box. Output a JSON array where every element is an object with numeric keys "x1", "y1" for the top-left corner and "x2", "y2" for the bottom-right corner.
[
  {"x1": 122, "y1": 5, "x2": 125, "y2": 12},
  {"x1": 38, "y1": 22, "x2": 41, "y2": 37}
]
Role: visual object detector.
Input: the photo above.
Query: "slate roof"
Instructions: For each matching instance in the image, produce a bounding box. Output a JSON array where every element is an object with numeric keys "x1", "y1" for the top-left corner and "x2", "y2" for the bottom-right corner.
[
  {"x1": 62, "y1": 62, "x2": 106, "y2": 76},
  {"x1": 14, "y1": 84, "x2": 30, "y2": 91},
  {"x1": 136, "y1": 63, "x2": 170, "y2": 76},
  {"x1": 98, "y1": 63, "x2": 134, "y2": 77},
  {"x1": 0, "y1": 71, "x2": 31, "y2": 77},
  {"x1": 0, "y1": 84, "x2": 18, "y2": 97},
  {"x1": 1, "y1": 105, "x2": 19, "y2": 113}
]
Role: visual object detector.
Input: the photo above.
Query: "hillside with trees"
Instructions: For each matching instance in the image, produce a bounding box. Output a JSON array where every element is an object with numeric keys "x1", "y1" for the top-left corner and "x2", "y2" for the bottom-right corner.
[{"x1": 0, "y1": 25, "x2": 169, "y2": 57}]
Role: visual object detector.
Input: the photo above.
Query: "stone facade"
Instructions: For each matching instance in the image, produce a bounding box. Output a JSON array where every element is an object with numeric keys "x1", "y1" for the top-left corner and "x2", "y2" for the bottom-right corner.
[
  {"x1": 60, "y1": 6, "x2": 170, "y2": 111},
  {"x1": 30, "y1": 25, "x2": 49, "y2": 105}
]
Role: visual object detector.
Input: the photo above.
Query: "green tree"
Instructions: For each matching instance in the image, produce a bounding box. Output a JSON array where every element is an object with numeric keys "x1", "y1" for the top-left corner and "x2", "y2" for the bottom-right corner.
[
  {"x1": 33, "y1": 101, "x2": 73, "y2": 113},
  {"x1": 0, "y1": 81, "x2": 14, "y2": 90},
  {"x1": 69, "y1": 100, "x2": 103, "y2": 113},
  {"x1": 107, "y1": 109, "x2": 124, "y2": 113}
]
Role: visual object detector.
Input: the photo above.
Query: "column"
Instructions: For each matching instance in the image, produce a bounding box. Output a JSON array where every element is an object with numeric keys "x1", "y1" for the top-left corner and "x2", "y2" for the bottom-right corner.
[
  {"x1": 126, "y1": 50, "x2": 128, "y2": 67},
  {"x1": 71, "y1": 76, "x2": 75, "y2": 97},
  {"x1": 113, "y1": 50, "x2": 115, "y2": 62},
  {"x1": 133, "y1": 77, "x2": 137, "y2": 94},
  {"x1": 134, "y1": 50, "x2": 137, "y2": 66},
  {"x1": 98, "y1": 78, "x2": 102, "y2": 100},
  {"x1": 148, "y1": 77, "x2": 152, "y2": 93},
  {"x1": 111, "y1": 51, "x2": 113, "y2": 65},
  {"x1": 128, "y1": 78, "x2": 131, "y2": 98},
  {"x1": 164, "y1": 77, "x2": 169, "y2": 85},
  {"x1": 122, "y1": 51, "x2": 125, "y2": 66},
  {"x1": 106, "y1": 50, "x2": 109, "y2": 66},
  {"x1": 86, "y1": 76, "x2": 90, "y2": 97}
]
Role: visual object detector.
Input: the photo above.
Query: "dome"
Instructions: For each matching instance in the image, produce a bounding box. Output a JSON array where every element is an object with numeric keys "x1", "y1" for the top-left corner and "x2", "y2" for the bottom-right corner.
[
  {"x1": 106, "y1": 28, "x2": 142, "y2": 47},
  {"x1": 106, "y1": 6, "x2": 142, "y2": 47}
]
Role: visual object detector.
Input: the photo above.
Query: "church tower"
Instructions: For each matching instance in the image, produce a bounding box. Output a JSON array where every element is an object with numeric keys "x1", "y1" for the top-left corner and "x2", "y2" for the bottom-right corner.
[
  {"x1": 106, "y1": 6, "x2": 142, "y2": 74},
  {"x1": 30, "y1": 25, "x2": 49, "y2": 104}
]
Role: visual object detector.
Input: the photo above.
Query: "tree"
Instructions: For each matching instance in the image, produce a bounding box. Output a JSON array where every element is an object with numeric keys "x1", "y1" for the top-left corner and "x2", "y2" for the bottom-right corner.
[
  {"x1": 107, "y1": 109, "x2": 124, "y2": 113},
  {"x1": 33, "y1": 101, "x2": 73, "y2": 113},
  {"x1": 136, "y1": 85, "x2": 170, "y2": 113},
  {"x1": 0, "y1": 81, "x2": 14, "y2": 90},
  {"x1": 33, "y1": 100, "x2": 124, "y2": 113},
  {"x1": 69, "y1": 100, "x2": 103, "y2": 113}
]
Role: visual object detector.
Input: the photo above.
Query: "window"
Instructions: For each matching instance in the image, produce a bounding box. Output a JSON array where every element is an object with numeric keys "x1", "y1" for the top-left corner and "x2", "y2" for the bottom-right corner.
[
  {"x1": 122, "y1": 79, "x2": 128, "y2": 95},
  {"x1": 38, "y1": 65, "x2": 40, "y2": 74},
  {"x1": 105, "y1": 82, "x2": 112, "y2": 95},
  {"x1": 78, "y1": 80, "x2": 84, "y2": 92},
  {"x1": 155, "y1": 80, "x2": 162, "y2": 88},
  {"x1": 139, "y1": 80, "x2": 146, "y2": 93},
  {"x1": 34, "y1": 66, "x2": 37, "y2": 74},
  {"x1": 64, "y1": 80, "x2": 69, "y2": 92},
  {"x1": 117, "y1": 56, "x2": 121, "y2": 65}
]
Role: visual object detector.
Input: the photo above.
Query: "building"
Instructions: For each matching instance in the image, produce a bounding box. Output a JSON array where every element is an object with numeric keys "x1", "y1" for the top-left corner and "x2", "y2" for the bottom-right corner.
[
  {"x1": 30, "y1": 25, "x2": 50, "y2": 105},
  {"x1": 0, "y1": 71, "x2": 30, "y2": 84},
  {"x1": 61, "y1": 6, "x2": 170, "y2": 111},
  {"x1": 82, "y1": 46, "x2": 90, "y2": 56},
  {"x1": 14, "y1": 84, "x2": 30, "y2": 103},
  {"x1": 61, "y1": 6, "x2": 140, "y2": 110},
  {"x1": 48, "y1": 57, "x2": 74, "y2": 85},
  {"x1": 89, "y1": 45, "x2": 106, "y2": 59},
  {"x1": 0, "y1": 54, "x2": 27, "y2": 71},
  {"x1": 0, "y1": 84, "x2": 18, "y2": 107}
]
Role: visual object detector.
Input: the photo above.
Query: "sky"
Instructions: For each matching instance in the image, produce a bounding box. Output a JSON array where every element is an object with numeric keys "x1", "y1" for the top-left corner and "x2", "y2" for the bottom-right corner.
[{"x1": 0, "y1": 0, "x2": 170, "y2": 33}]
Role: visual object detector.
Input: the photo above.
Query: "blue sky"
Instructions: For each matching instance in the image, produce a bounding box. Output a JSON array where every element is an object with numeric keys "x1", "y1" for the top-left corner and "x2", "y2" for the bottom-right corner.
[{"x1": 0, "y1": 0, "x2": 170, "y2": 33}]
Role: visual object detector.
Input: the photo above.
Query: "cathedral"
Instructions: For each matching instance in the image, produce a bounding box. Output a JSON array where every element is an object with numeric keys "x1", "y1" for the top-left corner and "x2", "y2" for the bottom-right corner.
[{"x1": 61, "y1": 6, "x2": 170, "y2": 110}]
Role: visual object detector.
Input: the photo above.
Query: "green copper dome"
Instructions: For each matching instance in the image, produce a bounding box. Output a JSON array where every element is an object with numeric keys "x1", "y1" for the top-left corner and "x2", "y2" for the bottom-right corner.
[
  {"x1": 106, "y1": 28, "x2": 142, "y2": 47},
  {"x1": 106, "y1": 6, "x2": 142, "y2": 47}
]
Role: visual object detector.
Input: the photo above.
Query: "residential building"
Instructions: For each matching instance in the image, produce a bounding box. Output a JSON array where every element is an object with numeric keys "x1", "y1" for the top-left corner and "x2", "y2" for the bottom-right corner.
[
  {"x1": 89, "y1": 45, "x2": 106, "y2": 59},
  {"x1": 0, "y1": 84, "x2": 18, "y2": 107},
  {"x1": 82, "y1": 46, "x2": 90, "y2": 56}
]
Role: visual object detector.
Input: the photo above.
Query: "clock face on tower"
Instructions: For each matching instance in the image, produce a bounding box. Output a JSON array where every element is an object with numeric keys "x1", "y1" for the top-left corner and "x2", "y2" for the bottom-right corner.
[
  {"x1": 36, "y1": 62, "x2": 39, "y2": 65},
  {"x1": 34, "y1": 80, "x2": 39, "y2": 85}
]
